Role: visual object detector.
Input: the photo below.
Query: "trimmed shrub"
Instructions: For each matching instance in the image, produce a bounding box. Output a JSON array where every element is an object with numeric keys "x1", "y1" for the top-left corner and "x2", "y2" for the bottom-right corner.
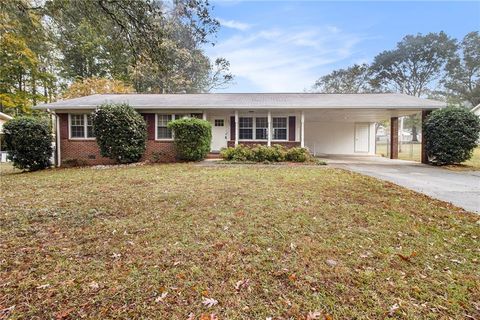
[
  {"x1": 285, "y1": 147, "x2": 313, "y2": 162},
  {"x1": 168, "y1": 118, "x2": 212, "y2": 161},
  {"x1": 92, "y1": 103, "x2": 147, "y2": 163},
  {"x1": 424, "y1": 107, "x2": 480, "y2": 165},
  {"x1": 220, "y1": 144, "x2": 314, "y2": 163},
  {"x1": 3, "y1": 116, "x2": 53, "y2": 171}
]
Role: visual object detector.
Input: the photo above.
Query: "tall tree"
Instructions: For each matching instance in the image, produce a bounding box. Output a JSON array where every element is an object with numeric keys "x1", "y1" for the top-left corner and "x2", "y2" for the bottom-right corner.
[
  {"x1": 0, "y1": 0, "x2": 57, "y2": 115},
  {"x1": 371, "y1": 32, "x2": 457, "y2": 141},
  {"x1": 312, "y1": 64, "x2": 384, "y2": 93},
  {"x1": 442, "y1": 31, "x2": 480, "y2": 107},
  {"x1": 371, "y1": 32, "x2": 457, "y2": 97},
  {"x1": 62, "y1": 77, "x2": 134, "y2": 99}
]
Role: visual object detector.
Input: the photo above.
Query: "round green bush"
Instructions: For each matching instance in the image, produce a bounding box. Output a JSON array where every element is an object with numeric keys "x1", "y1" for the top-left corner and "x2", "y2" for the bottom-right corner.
[
  {"x1": 168, "y1": 118, "x2": 211, "y2": 161},
  {"x1": 3, "y1": 116, "x2": 53, "y2": 171},
  {"x1": 424, "y1": 107, "x2": 480, "y2": 165},
  {"x1": 92, "y1": 103, "x2": 147, "y2": 163}
]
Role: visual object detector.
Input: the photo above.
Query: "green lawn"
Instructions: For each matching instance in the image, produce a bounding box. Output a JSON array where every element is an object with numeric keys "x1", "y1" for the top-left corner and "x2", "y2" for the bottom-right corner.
[
  {"x1": 376, "y1": 144, "x2": 480, "y2": 169},
  {"x1": 1, "y1": 164, "x2": 479, "y2": 319}
]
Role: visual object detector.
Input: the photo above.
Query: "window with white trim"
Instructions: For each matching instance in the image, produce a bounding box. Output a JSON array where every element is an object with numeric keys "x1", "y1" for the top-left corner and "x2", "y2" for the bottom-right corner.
[
  {"x1": 157, "y1": 114, "x2": 173, "y2": 139},
  {"x1": 272, "y1": 117, "x2": 287, "y2": 140},
  {"x1": 255, "y1": 117, "x2": 268, "y2": 140},
  {"x1": 157, "y1": 114, "x2": 186, "y2": 139},
  {"x1": 70, "y1": 114, "x2": 95, "y2": 139},
  {"x1": 239, "y1": 117, "x2": 253, "y2": 140}
]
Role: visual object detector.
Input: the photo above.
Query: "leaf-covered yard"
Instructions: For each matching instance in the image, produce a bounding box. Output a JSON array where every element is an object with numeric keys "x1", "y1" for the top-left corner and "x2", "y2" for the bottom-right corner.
[{"x1": 0, "y1": 164, "x2": 479, "y2": 319}]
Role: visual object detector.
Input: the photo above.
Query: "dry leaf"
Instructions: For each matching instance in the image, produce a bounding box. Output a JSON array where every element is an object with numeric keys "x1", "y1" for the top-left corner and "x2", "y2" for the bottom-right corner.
[
  {"x1": 325, "y1": 259, "x2": 337, "y2": 267},
  {"x1": 397, "y1": 251, "x2": 417, "y2": 262},
  {"x1": 388, "y1": 303, "x2": 400, "y2": 316},
  {"x1": 155, "y1": 292, "x2": 168, "y2": 303},
  {"x1": 202, "y1": 297, "x2": 218, "y2": 308},
  {"x1": 306, "y1": 311, "x2": 322, "y2": 319},
  {"x1": 187, "y1": 312, "x2": 195, "y2": 320},
  {"x1": 55, "y1": 308, "x2": 74, "y2": 319},
  {"x1": 234, "y1": 279, "x2": 250, "y2": 291},
  {"x1": 288, "y1": 273, "x2": 297, "y2": 282}
]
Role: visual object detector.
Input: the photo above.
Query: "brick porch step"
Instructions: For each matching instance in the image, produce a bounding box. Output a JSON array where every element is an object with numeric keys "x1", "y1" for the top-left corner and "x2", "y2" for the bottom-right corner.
[{"x1": 206, "y1": 152, "x2": 222, "y2": 159}]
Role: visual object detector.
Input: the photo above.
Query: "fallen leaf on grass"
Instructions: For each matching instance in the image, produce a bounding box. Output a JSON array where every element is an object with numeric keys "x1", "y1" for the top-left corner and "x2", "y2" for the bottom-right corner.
[
  {"x1": 397, "y1": 251, "x2": 417, "y2": 262},
  {"x1": 306, "y1": 311, "x2": 322, "y2": 319},
  {"x1": 55, "y1": 308, "x2": 74, "y2": 319},
  {"x1": 155, "y1": 292, "x2": 168, "y2": 303},
  {"x1": 288, "y1": 274, "x2": 297, "y2": 282},
  {"x1": 234, "y1": 279, "x2": 250, "y2": 291},
  {"x1": 89, "y1": 281, "x2": 99, "y2": 290},
  {"x1": 202, "y1": 297, "x2": 218, "y2": 308},
  {"x1": 325, "y1": 259, "x2": 337, "y2": 267},
  {"x1": 36, "y1": 284, "x2": 50, "y2": 289},
  {"x1": 388, "y1": 303, "x2": 400, "y2": 316},
  {"x1": 200, "y1": 314, "x2": 218, "y2": 320}
]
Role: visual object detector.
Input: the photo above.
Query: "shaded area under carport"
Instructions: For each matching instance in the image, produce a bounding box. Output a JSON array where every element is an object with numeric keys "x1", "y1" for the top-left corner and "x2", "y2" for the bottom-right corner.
[{"x1": 324, "y1": 155, "x2": 480, "y2": 214}]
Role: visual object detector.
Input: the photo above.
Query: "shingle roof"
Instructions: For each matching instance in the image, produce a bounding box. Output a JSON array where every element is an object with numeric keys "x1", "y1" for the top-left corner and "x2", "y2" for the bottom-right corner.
[{"x1": 34, "y1": 93, "x2": 446, "y2": 110}]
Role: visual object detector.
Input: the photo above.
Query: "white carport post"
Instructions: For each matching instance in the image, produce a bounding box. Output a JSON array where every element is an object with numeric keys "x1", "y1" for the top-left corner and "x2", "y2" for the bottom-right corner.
[
  {"x1": 300, "y1": 110, "x2": 305, "y2": 148},
  {"x1": 202, "y1": 112, "x2": 207, "y2": 121},
  {"x1": 267, "y1": 110, "x2": 272, "y2": 146},
  {"x1": 234, "y1": 110, "x2": 239, "y2": 147}
]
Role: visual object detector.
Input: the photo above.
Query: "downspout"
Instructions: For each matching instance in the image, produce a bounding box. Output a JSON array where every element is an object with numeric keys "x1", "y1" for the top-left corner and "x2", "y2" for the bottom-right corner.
[{"x1": 55, "y1": 112, "x2": 61, "y2": 167}]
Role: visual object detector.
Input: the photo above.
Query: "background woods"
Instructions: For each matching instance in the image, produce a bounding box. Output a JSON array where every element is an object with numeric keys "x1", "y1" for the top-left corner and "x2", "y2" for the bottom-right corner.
[{"x1": 0, "y1": 0, "x2": 233, "y2": 115}]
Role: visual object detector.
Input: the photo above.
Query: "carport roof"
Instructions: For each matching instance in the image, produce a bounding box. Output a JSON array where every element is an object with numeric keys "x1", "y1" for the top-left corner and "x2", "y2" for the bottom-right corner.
[{"x1": 34, "y1": 93, "x2": 446, "y2": 110}]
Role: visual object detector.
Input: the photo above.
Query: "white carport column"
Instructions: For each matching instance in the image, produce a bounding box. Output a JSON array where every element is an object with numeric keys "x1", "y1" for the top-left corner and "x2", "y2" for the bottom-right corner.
[
  {"x1": 300, "y1": 111, "x2": 305, "y2": 148},
  {"x1": 267, "y1": 110, "x2": 272, "y2": 146},
  {"x1": 234, "y1": 110, "x2": 239, "y2": 147},
  {"x1": 202, "y1": 112, "x2": 207, "y2": 120}
]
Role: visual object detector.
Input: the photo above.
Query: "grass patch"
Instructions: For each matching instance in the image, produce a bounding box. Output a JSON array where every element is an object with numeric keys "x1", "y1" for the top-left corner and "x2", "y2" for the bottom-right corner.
[{"x1": 0, "y1": 164, "x2": 479, "y2": 319}]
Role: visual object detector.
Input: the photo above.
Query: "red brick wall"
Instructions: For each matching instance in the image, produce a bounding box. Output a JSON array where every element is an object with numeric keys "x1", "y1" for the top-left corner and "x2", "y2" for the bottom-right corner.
[
  {"x1": 58, "y1": 113, "x2": 176, "y2": 166},
  {"x1": 227, "y1": 141, "x2": 300, "y2": 148}
]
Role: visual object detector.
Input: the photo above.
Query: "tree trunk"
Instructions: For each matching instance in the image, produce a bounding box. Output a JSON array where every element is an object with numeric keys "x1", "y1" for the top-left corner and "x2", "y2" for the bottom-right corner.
[{"x1": 412, "y1": 125, "x2": 418, "y2": 142}]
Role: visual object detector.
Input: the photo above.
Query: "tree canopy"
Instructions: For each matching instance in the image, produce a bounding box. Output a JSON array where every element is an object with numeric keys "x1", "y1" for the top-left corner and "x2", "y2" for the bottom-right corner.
[
  {"x1": 0, "y1": 0, "x2": 233, "y2": 115},
  {"x1": 312, "y1": 31, "x2": 477, "y2": 108}
]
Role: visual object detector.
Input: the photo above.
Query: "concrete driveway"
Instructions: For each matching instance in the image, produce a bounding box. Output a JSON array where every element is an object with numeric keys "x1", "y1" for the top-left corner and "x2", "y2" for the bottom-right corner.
[{"x1": 325, "y1": 155, "x2": 480, "y2": 214}]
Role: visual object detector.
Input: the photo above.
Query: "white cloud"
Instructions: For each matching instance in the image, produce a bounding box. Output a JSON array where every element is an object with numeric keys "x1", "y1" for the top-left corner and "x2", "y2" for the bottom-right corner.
[
  {"x1": 207, "y1": 25, "x2": 365, "y2": 92},
  {"x1": 217, "y1": 18, "x2": 252, "y2": 31}
]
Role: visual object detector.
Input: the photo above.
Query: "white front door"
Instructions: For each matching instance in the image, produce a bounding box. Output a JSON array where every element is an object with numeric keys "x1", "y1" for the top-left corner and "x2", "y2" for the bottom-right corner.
[
  {"x1": 354, "y1": 123, "x2": 370, "y2": 153},
  {"x1": 211, "y1": 117, "x2": 228, "y2": 151}
]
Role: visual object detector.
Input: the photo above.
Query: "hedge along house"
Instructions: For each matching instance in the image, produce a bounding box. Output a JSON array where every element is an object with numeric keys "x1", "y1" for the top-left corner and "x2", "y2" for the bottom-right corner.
[{"x1": 34, "y1": 93, "x2": 445, "y2": 166}]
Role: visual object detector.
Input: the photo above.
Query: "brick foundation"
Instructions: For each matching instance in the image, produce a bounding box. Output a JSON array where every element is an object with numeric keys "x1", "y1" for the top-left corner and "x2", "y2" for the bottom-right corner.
[
  {"x1": 227, "y1": 141, "x2": 301, "y2": 148},
  {"x1": 58, "y1": 113, "x2": 176, "y2": 166}
]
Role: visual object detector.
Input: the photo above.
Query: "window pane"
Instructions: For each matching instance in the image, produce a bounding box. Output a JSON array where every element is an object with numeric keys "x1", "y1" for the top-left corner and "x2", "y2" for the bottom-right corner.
[
  {"x1": 214, "y1": 119, "x2": 224, "y2": 127},
  {"x1": 239, "y1": 129, "x2": 253, "y2": 140},
  {"x1": 273, "y1": 128, "x2": 287, "y2": 140},
  {"x1": 273, "y1": 117, "x2": 287, "y2": 128},
  {"x1": 86, "y1": 114, "x2": 95, "y2": 138},
  {"x1": 157, "y1": 114, "x2": 173, "y2": 139},
  {"x1": 239, "y1": 117, "x2": 253, "y2": 128},
  {"x1": 71, "y1": 125, "x2": 85, "y2": 138},
  {"x1": 239, "y1": 117, "x2": 253, "y2": 140},
  {"x1": 272, "y1": 117, "x2": 287, "y2": 140},
  {"x1": 71, "y1": 115, "x2": 85, "y2": 138},
  {"x1": 71, "y1": 114, "x2": 84, "y2": 126},
  {"x1": 255, "y1": 117, "x2": 268, "y2": 140}
]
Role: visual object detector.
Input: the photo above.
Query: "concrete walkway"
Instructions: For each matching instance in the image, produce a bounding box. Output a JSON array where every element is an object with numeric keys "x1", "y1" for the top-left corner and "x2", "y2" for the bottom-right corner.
[{"x1": 325, "y1": 155, "x2": 480, "y2": 214}]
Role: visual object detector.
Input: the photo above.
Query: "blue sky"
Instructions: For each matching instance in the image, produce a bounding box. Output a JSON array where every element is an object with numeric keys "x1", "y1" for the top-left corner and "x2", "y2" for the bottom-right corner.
[{"x1": 206, "y1": 1, "x2": 480, "y2": 92}]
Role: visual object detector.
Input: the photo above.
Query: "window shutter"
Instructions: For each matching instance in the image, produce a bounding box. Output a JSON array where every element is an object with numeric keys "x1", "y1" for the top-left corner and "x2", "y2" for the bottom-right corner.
[
  {"x1": 288, "y1": 116, "x2": 296, "y2": 141},
  {"x1": 142, "y1": 114, "x2": 155, "y2": 140},
  {"x1": 230, "y1": 116, "x2": 236, "y2": 141}
]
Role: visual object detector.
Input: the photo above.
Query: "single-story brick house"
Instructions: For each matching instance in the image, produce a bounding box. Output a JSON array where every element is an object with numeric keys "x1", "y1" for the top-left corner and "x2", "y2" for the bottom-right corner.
[{"x1": 34, "y1": 93, "x2": 445, "y2": 166}]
